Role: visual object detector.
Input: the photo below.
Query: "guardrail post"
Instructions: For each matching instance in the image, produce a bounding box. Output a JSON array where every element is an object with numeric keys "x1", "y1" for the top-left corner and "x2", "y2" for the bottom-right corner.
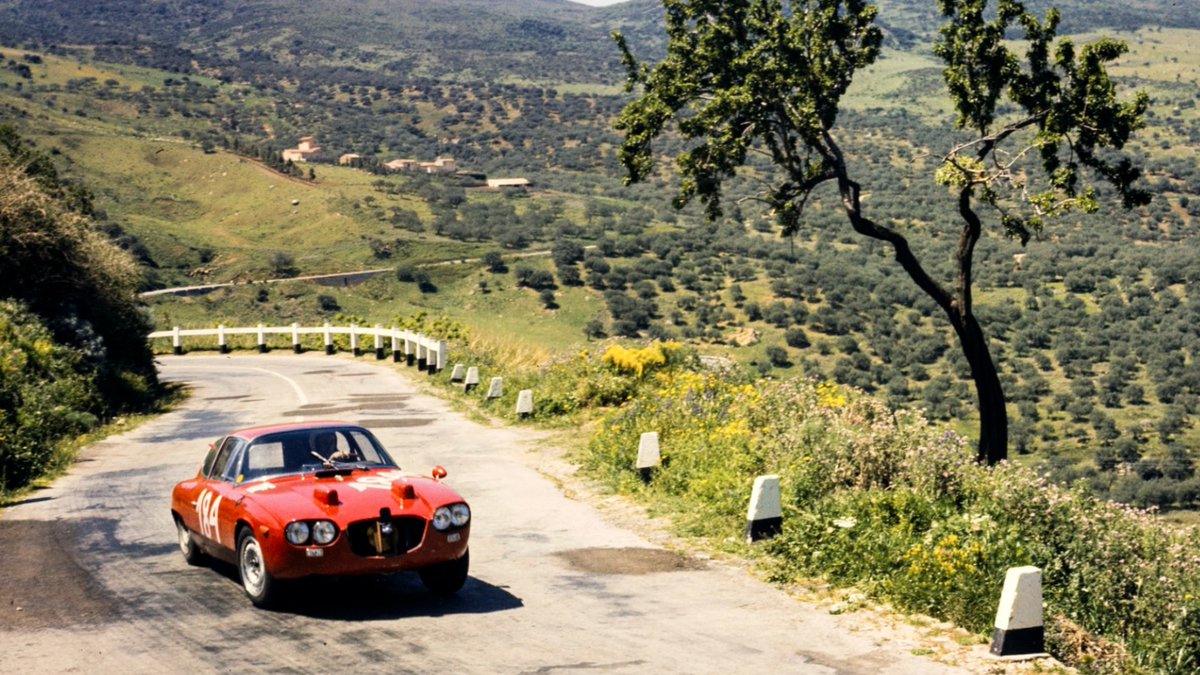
[
  {"x1": 746, "y1": 475, "x2": 783, "y2": 543},
  {"x1": 417, "y1": 341, "x2": 428, "y2": 370},
  {"x1": 172, "y1": 326, "x2": 182, "y2": 355},
  {"x1": 404, "y1": 337, "x2": 415, "y2": 366},
  {"x1": 990, "y1": 566, "x2": 1046, "y2": 658},
  {"x1": 486, "y1": 376, "x2": 503, "y2": 399},
  {"x1": 434, "y1": 340, "x2": 448, "y2": 374},
  {"x1": 350, "y1": 323, "x2": 360, "y2": 357},
  {"x1": 324, "y1": 322, "x2": 334, "y2": 355},
  {"x1": 636, "y1": 432, "x2": 661, "y2": 483},
  {"x1": 464, "y1": 367, "x2": 479, "y2": 393},
  {"x1": 391, "y1": 330, "x2": 401, "y2": 363},
  {"x1": 257, "y1": 323, "x2": 267, "y2": 353},
  {"x1": 218, "y1": 324, "x2": 229, "y2": 354},
  {"x1": 516, "y1": 389, "x2": 534, "y2": 419},
  {"x1": 374, "y1": 325, "x2": 385, "y2": 360},
  {"x1": 292, "y1": 323, "x2": 302, "y2": 353}
]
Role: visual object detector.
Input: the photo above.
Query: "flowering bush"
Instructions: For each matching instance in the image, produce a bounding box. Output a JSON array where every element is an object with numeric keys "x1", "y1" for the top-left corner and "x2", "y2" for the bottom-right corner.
[{"x1": 601, "y1": 341, "x2": 687, "y2": 378}]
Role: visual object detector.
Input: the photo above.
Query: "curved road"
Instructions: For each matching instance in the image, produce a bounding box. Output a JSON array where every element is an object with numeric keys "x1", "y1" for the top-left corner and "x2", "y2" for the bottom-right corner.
[{"x1": 1, "y1": 355, "x2": 966, "y2": 674}]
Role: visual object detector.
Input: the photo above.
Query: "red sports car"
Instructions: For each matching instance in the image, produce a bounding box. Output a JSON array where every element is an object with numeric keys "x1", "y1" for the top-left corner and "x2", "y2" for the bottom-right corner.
[{"x1": 171, "y1": 421, "x2": 471, "y2": 606}]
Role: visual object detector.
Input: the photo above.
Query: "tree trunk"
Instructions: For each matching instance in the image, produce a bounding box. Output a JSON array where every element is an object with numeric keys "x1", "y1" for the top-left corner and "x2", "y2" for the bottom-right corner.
[{"x1": 952, "y1": 311, "x2": 1008, "y2": 464}]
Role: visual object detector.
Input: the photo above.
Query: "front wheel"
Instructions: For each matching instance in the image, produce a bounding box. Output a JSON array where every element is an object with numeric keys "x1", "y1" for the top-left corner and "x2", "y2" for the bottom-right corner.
[
  {"x1": 238, "y1": 529, "x2": 277, "y2": 607},
  {"x1": 418, "y1": 549, "x2": 469, "y2": 596},
  {"x1": 175, "y1": 516, "x2": 206, "y2": 566}
]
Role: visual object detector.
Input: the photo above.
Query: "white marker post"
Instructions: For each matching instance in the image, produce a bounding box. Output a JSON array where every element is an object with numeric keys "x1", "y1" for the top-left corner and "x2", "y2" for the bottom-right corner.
[
  {"x1": 323, "y1": 322, "x2": 334, "y2": 355},
  {"x1": 172, "y1": 326, "x2": 183, "y2": 355},
  {"x1": 990, "y1": 566, "x2": 1047, "y2": 659},
  {"x1": 636, "y1": 432, "x2": 661, "y2": 483},
  {"x1": 434, "y1": 340, "x2": 448, "y2": 374},
  {"x1": 516, "y1": 389, "x2": 534, "y2": 419},
  {"x1": 350, "y1": 324, "x2": 360, "y2": 357},
  {"x1": 217, "y1": 324, "x2": 229, "y2": 354},
  {"x1": 257, "y1": 323, "x2": 267, "y2": 353},
  {"x1": 745, "y1": 475, "x2": 783, "y2": 543},
  {"x1": 391, "y1": 332, "x2": 401, "y2": 363},
  {"x1": 486, "y1": 377, "x2": 503, "y2": 400},
  {"x1": 417, "y1": 342, "x2": 428, "y2": 370},
  {"x1": 292, "y1": 323, "x2": 302, "y2": 353},
  {"x1": 374, "y1": 325, "x2": 384, "y2": 360}
]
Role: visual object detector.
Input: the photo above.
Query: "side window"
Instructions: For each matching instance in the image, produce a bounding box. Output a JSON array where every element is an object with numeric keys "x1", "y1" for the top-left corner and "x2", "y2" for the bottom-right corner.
[
  {"x1": 201, "y1": 438, "x2": 224, "y2": 476},
  {"x1": 209, "y1": 437, "x2": 245, "y2": 481}
]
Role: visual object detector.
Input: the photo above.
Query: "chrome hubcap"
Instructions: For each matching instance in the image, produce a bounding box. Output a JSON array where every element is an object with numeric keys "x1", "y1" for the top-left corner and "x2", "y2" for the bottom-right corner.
[{"x1": 241, "y1": 540, "x2": 264, "y2": 594}]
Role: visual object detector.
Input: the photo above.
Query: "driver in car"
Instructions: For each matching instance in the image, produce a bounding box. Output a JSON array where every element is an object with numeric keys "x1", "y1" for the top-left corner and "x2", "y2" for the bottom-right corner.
[{"x1": 312, "y1": 430, "x2": 355, "y2": 462}]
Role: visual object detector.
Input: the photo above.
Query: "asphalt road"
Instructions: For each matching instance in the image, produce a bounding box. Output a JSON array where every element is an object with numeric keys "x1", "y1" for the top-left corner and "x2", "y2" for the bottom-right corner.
[{"x1": 0, "y1": 354, "x2": 966, "y2": 674}]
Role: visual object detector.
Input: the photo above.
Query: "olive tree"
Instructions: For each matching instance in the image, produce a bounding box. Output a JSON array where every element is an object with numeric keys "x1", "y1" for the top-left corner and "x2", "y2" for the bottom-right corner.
[{"x1": 614, "y1": 0, "x2": 1148, "y2": 464}]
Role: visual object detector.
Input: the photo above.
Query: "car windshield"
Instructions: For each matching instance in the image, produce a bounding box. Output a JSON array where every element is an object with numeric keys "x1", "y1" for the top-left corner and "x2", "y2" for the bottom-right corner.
[{"x1": 237, "y1": 427, "x2": 398, "y2": 482}]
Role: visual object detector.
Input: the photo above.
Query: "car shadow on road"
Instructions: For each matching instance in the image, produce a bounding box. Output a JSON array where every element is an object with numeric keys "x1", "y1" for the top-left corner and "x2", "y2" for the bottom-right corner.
[{"x1": 206, "y1": 559, "x2": 524, "y2": 620}]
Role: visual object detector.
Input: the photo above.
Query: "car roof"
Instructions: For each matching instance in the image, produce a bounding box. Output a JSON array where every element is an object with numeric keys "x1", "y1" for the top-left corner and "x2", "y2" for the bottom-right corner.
[{"x1": 228, "y1": 421, "x2": 365, "y2": 441}]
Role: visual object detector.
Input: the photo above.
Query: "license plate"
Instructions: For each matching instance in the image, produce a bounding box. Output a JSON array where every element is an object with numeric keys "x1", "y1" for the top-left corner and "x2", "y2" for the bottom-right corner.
[
  {"x1": 306, "y1": 548, "x2": 324, "y2": 558},
  {"x1": 447, "y1": 533, "x2": 461, "y2": 543}
]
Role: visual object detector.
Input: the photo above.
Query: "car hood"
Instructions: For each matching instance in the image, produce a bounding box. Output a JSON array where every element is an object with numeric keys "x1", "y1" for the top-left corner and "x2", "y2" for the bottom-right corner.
[{"x1": 238, "y1": 468, "x2": 465, "y2": 523}]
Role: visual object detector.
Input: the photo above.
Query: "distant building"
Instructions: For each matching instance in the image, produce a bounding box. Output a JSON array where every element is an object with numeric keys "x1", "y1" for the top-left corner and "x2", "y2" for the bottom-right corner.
[
  {"x1": 338, "y1": 153, "x2": 363, "y2": 167},
  {"x1": 282, "y1": 136, "x2": 322, "y2": 163},
  {"x1": 418, "y1": 156, "x2": 456, "y2": 174},
  {"x1": 384, "y1": 158, "x2": 419, "y2": 172},
  {"x1": 487, "y1": 177, "x2": 531, "y2": 189}
]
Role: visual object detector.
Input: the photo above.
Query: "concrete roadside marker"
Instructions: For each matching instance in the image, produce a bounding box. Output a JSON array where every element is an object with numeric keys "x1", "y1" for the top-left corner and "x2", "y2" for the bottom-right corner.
[
  {"x1": 404, "y1": 338, "x2": 415, "y2": 366},
  {"x1": 172, "y1": 326, "x2": 183, "y2": 355},
  {"x1": 745, "y1": 475, "x2": 783, "y2": 543},
  {"x1": 486, "y1": 377, "x2": 503, "y2": 399},
  {"x1": 292, "y1": 323, "x2": 302, "y2": 353},
  {"x1": 218, "y1": 324, "x2": 229, "y2": 354},
  {"x1": 990, "y1": 566, "x2": 1047, "y2": 659},
  {"x1": 516, "y1": 390, "x2": 534, "y2": 418},
  {"x1": 350, "y1": 324, "x2": 361, "y2": 357},
  {"x1": 374, "y1": 325, "x2": 385, "y2": 359},
  {"x1": 417, "y1": 342, "x2": 428, "y2": 370},
  {"x1": 323, "y1": 322, "x2": 334, "y2": 355},
  {"x1": 391, "y1": 332, "x2": 401, "y2": 362},
  {"x1": 257, "y1": 323, "x2": 267, "y2": 353},
  {"x1": 636, "y1": 432, "x2": 661, "y2": 483},
  {"x1": 464, "y1": 367, "x2": 480, "y2": 393},
  {"x1": 450, "y1": 364, "x2": 466, "y2": 383}
]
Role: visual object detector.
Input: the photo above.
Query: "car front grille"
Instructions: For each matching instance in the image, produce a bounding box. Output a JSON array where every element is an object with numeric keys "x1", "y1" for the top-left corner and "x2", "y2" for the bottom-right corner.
[{"x1": 346, "y1": 515, "x2": 426, "y2": 557}]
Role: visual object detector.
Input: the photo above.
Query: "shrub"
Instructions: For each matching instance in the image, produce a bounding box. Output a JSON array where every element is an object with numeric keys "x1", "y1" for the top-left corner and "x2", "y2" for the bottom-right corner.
[{"x1": 0, "y1": 300, "x2": 100, "y2": 493}]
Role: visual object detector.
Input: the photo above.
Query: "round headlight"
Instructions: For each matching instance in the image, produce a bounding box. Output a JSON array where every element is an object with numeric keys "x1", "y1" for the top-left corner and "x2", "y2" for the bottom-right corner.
[
  {"x1": 285, "y1": 521, "x2": 310, "y2": 545},
  {"x1": 432, "y1": 507, "x2": 452, "y2": 531},
  {"x1": 450, "y1": 503, "x2": 470, "y2": 527},
  {"x1": 312, "y1": 520, "x2": 337, "y2": 545}
]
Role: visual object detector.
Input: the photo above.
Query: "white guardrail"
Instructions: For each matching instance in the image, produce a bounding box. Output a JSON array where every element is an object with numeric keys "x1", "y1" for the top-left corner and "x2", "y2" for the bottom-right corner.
[{"x1": 148, "y1": 323, "x2": 449, "y2": 372}]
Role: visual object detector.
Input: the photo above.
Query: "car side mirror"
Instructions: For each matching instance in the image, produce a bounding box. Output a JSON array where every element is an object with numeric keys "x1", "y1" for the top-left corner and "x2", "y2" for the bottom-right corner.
[{"x1": 431, "y1": 466, "x2": 448, "y2": 481}]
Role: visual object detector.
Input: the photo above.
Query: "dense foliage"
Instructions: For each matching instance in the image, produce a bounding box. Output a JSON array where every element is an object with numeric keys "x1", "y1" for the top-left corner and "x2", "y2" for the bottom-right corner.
[{"x1": 0, "y1": 128, "x2": 158, "y2": 492}]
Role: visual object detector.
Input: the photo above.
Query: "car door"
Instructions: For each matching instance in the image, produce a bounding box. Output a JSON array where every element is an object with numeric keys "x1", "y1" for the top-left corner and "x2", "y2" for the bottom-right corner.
[{"x1": 191, "y1": 436, "x2": 246, "y2": 553}]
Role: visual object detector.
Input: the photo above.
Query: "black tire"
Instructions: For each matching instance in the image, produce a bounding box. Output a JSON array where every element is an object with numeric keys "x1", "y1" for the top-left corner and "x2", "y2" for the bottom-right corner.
[
  {"x1": 418, "y1": 548, "x2": 470, "y2": 596},
  {"x1": 237, "y1": 528, "x2": 277, "y2": 607},
  {"x1": 175, "y1": 515, "x2": 206, "y2": 566}
]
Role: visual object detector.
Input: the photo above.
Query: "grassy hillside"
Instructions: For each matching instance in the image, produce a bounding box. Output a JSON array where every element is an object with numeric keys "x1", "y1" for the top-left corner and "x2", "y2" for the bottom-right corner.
[{"x1": 1, "y1": 1, "x2": 1199, "y2": 509}]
